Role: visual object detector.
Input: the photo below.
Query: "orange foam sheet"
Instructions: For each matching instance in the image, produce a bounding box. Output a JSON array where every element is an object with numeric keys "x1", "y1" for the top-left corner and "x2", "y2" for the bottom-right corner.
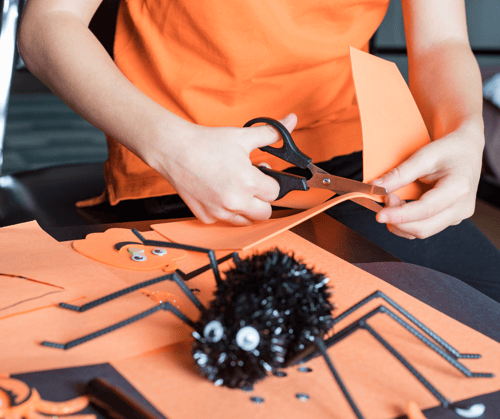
[
  {"x1": 0, "y1": 222, "x2": 235, "y2": 374},
  {"x1": 350, "y1": 47, "x2": 432, "y2": 200},
  {"x1": 0, "y1": 221, "x2": 127, "y2": 319},
  {"x1": 152, "y1": 192, "x2": 383, "y2": 251},
  {"x1": 112, "y1": 231, "x2": 500, "y2": 419}
]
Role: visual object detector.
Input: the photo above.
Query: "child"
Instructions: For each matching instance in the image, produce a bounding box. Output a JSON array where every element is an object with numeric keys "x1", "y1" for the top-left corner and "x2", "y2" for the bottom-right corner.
[{"x1": 18, "y1": 0, "x2": 500, "y2": 302}]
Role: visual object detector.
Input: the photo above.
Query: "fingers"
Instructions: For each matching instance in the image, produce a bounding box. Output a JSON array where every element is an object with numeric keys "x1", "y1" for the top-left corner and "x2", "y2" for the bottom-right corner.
[
  {"x1": 237, "y1": 197, "x2": 274, "y2": 221},
  {"x1": 184, "y1": 195, "x2": 265, "y2": 226},
  {"x1": 206, "y1": 197, "x2": 272, "y2": 226},
  {"x1": 378, "y1": 188, "x2": 471, "y2": 239},
  {"x1": 377, "y1": 193, "x2": 416, "y2": 239},
  {"x1": 377, "y1": 169, "x2": 474, "y2": 225},
  {"x1": 239, "y1": 113, "x2": 298, "y2": 153},
  {"x1": 372, "y1": 148, "x2": 436, "y2": 193},
  {"x1": 252, "y1": 165, "x2": 280, "y2": 202},
  {"x1": 371, "y1": 140, "x2": 476, "y2": 239},
  {"x1": 181, "y1": 195, "x2": 218, "y2": 224},
  {"x1": 386, "y1": 206, "x2": 462, "y2": 239},
  {"x1": 386, "y1": 224, "x2": 416, "y2": 240},
  {"x1": 169, "y1": 114, "x2": 299, "y2": 226},
  {"x1": 377, "y1": 176, "x2": 459, "y2": 224},
  {"x1": 241, "y1": 113, "x2": 297, "y2": 202}
]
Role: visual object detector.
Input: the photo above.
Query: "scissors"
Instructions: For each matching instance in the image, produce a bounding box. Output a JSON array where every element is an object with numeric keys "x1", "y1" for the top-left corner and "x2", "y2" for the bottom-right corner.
[{"x1": 244, "y1": 117, "x2": 387, "y2": 212}]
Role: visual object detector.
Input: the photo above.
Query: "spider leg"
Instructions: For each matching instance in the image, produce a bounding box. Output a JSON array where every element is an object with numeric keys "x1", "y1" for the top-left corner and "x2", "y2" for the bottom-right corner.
[
  {"x1": 312, "y1": 336, "x2": 365, "y2": 419},
  {"x1": 41, "y1": 300, "x2": 199, "y2": 350},
  {"x1": 45, "y1": 231, "x2": 239, "y2": 349},
  {"x1": 170, "y1": 270, "x2": 205, "y2": 311},
  {"x1": 361, "y1": 319, "x2": 450, "y2": 407},
  {"x1": 300, "y1": 311, "x2": 448, "y2": 418},
  {"x1": 131, "y1": 228, "x2": 224, "y2": 286},
  {"x1": 299, "y1": 303, "x2": 492, "y2": 417},
  {"x1": 303, "y1": 305, "x2": 493, "y2": 376},
  {"x1": 334, "y1": 291, "x2": 480, "y2": 359},
  {"x1": 177, "y1": 252, "x2": 236, "y2": 281},
  {"x1": 59, "y1": 273, "x2": 179, "y2": 312},
  {"x1": 60, "y1": 250, "x2": 235, "y2": 313}
]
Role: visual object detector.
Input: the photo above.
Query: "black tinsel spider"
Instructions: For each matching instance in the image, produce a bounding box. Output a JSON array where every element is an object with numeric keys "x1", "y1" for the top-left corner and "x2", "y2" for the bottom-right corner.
[{"x1": 42, "y1": 229, "x2": 492, "y2": 419}]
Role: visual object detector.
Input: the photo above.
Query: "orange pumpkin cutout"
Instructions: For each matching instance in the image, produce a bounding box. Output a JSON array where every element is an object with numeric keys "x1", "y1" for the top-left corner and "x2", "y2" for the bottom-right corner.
[
  {"x1": 72, "y1": 228, "x2": 187, "y2": 271},
  {"x1": 0, "y1": 376, "x2": 93, "y2": 419}
]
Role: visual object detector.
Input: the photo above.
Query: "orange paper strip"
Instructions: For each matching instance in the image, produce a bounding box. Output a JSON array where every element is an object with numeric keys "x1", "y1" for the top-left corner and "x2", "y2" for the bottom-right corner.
[
  {"x1": 351, "y1": 47, "x2": 432, "y2": 200},
  {"x1": 152, "y1": 192, "x2": 383, "y2": 250}
]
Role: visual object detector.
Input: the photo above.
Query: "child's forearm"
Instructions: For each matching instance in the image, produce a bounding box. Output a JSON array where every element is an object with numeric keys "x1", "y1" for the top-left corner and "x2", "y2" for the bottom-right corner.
[
  {"x1": 407, "y1": 40, "x2": 484, "y2": 143},
  {"x1": 18, "y1": 5, "x2": 186, "y2": 165},
  {"x1": 402, "y1": 0, "x2": 484, "y2": 143},
  {"x1": 17, "y1": 1, "x2": 287, "y2": 225}
]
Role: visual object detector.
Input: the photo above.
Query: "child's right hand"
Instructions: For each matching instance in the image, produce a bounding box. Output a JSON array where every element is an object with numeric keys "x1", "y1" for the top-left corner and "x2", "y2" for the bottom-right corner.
[{"x1": 145, "y1": 114, "x2": 298, "y2": 225}]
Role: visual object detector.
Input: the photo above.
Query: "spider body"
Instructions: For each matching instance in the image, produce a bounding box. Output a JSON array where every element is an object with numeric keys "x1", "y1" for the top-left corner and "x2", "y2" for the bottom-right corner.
[{"x1": 191, "y1": 249, "x2": 334, "y2": 389}]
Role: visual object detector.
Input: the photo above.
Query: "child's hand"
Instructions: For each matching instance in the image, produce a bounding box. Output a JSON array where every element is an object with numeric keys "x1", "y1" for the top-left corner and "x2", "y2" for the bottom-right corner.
[
  {"x1": 149, "y1": 114, "x2": 298, "y2": 225},
  {"x1": 373, "y1": 120, "x2": 483, "y2": 239}
]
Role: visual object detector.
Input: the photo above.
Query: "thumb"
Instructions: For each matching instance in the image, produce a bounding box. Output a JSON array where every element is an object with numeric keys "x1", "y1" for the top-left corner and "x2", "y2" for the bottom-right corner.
[
  {"x1": 372, "y1": 149, "x2": 434, "y2": 193},
  {"x1": 241, "y1": 113, "x2": 298, "y2": 152}
]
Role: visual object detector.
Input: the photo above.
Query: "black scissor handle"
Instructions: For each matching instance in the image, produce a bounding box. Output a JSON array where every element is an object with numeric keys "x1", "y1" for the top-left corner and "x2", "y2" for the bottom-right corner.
[
  {"x1": 244, "y1": 117, "x2": 312, "y2": 169},
  {"x1": 258, "y1": 167, "x2": 309, "y2": 200}
]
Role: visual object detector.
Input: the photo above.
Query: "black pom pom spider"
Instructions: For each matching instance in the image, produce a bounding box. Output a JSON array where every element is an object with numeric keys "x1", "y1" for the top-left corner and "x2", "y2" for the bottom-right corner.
[
  {"x1": 42, "y1": 229, "x2": 493, "y2": 419},
  {"x1": 191, "y1": 249, "x2": 334, "y2": 389}
]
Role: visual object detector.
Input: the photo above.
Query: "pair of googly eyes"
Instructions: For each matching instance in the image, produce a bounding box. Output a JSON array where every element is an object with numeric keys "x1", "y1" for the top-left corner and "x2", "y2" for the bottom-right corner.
[
  {"x1": 203, "y1": 321, "x2": 261, "y2": 351},
  {"x1": 129, "y1": 247, "x2": 167, "y2": 262}
]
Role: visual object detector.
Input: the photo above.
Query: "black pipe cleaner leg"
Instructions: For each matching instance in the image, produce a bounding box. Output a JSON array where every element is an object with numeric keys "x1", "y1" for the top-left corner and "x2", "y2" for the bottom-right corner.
[
  {"x1": 302, "y1": 305, "x2": 492, "y2": 379},
  {"x1": 60, "y1": 251, "x2": 234, "y2": 313},
  {"x1": 42, "y1": 301, "x2": 198, "y2": 350},
  {"x1": 334, "y1": 291, "x2": 480, "y2": 359},
  {"x1": 313, "y1": 337, "x2": 365, "y2": 419},
  {"x1": 131, "y1": 228, "x2": 223, "y2": 286},
  {"x1": 180, "y1": 252, "x2": 234, "y2": 280},
  {"x1": 291, "y1": 304, "x2": 493, "y2": 415},
  {"x1": 170, "y1": 270, "x2": 205, "y2": 312},
  {"x1": 361, "y1": 321, "x2": 450, "y2": 407},
  {"x1": 59, "y1": 273, "x2": 175, "y2": 312}
]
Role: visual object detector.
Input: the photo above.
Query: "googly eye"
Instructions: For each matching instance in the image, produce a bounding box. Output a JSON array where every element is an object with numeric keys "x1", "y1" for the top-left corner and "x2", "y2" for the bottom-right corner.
[
  {"x1": 250, "y1": 396, "x2": 264, "y2": 404},
  {"x1": 203, "y1": 320, "x2": 224, "y2": 343},
  {"x1": 127, "y1": 247, "x2": 144, "y2": 255},
  {"x1": 296, "y1": 393, "x2": 310, "y2": 401},
  {"x1": 236, "y1": 326, "x2": 260, "y2": 351},
  {"x1": 131, "y1": 254, "x2": 147, "y2": 262},
  {"x1": 454, "y1": 404, "x2": 486, "y2": 418},
  {"x1": 152, "y1": 248, "x2": 167, "y2": 256}
]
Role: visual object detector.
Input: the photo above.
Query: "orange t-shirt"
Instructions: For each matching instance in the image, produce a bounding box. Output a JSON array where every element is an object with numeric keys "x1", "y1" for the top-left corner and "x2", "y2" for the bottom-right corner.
[{"x1": 105, "y1": 0, "x2": 390, "y2": 205}]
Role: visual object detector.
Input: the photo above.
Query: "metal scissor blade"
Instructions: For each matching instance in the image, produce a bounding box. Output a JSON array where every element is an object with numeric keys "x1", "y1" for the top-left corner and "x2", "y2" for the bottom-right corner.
[{"x1": 306, "y1": 163, "x2": 388, "y2": 197}]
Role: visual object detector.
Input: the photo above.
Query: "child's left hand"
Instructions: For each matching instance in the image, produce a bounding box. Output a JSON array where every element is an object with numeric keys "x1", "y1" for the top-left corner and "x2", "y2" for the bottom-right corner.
[{"x1": 372, "y1": 120, "x2": 484, "y2": 239}]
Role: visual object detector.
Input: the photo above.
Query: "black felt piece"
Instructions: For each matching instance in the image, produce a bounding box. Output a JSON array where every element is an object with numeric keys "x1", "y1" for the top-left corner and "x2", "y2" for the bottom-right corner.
[
  {"x1": 192, "y1": 248, "x2": 334, "y2": 389},
  {"x1": 356, "y1": 262, "x2": 500, "y2": 343},
  {"x1": 13, "y1": 363, "x2": 166, "y2": 419}
]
